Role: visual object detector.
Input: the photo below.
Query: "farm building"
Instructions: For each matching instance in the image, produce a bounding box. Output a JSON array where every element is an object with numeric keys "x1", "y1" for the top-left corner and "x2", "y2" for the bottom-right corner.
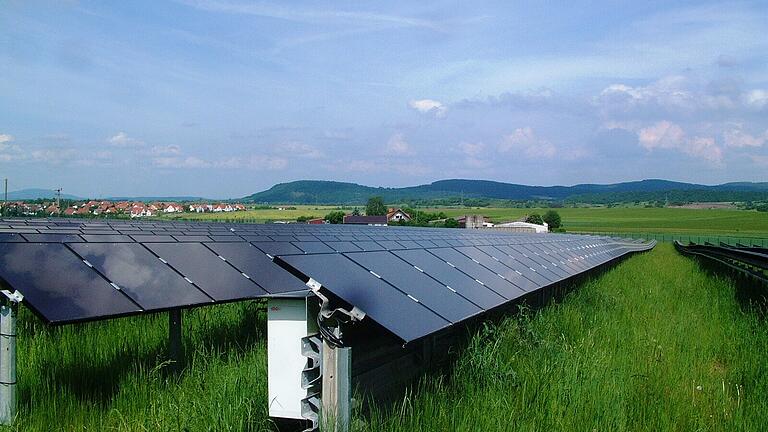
[
  {"x1": 342, "y1": 215, "x2": 388, "y2": 225},
  {"x1": 494, "y1": 221, "x2": 549, "y2": 233},
  {"x1": 386, "y1": 208, "x2": 411, "y2": 223}
]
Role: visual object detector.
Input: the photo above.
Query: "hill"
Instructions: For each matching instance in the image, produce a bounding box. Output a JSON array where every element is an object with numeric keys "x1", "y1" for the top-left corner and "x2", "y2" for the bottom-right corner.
[
  {"x1": 244, "y1": 179, "x2": 768, "y2": 204},
  {"x1": 5, "y1": 188, "x2": 82, "y2": 200}
]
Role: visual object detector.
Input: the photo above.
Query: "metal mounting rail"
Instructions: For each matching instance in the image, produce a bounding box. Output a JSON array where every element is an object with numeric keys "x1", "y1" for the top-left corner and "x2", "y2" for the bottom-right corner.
[{"x1": 674, "y1": 241, "x2": 768, "y2": 284}]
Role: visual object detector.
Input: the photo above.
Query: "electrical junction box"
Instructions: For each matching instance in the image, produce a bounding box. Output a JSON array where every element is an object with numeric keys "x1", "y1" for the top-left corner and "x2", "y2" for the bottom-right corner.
[{"x1": 267, "y1": 294, "x2": 319, "y2": 420}]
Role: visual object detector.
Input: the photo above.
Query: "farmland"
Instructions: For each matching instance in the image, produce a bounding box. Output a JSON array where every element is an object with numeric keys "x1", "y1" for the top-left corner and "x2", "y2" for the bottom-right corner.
[
  {"x1": 161, "y1": 206, "x2": 768, "y2": 239},
  {"x1": 7, "y1": 243, "x2": 768, "y2": 431}
]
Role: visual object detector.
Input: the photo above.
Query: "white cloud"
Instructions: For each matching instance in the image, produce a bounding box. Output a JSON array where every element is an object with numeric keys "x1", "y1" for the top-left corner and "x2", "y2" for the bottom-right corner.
[
  {"x1": 744, "y1": 89, "x2": 768, "y2": 109},
  {"x1": 153, "y1": 156, "x2": 210, "y2": 169},
  {"x1": 638, "y1": 121, "x2": 686, "y2": 150},
  {"x1": 457, "y1": 141, "x2": 485, "y2": 157},
  {"x1": 385, "y1": 133, "x2": 412, "y2": 155},
  {"x1": 723, "y1": 129, "x2": 765, "y2": 148},
  {"x1": 217, "y1": 155, "x2": 288, "y2": 170},
  {"x1": 456, "y1": 141, "x2": 490, "y2": 168},
  {"x1": 108, "y1": 132, "x2": 144, "y2": 147},
  {"x1": 0, "y1": 134, "x2": 13, "y2": 144},
  {"x1": 275, "y1": 141, "x2": 323, "y2": 159},
  {"x1": 499, "y1": 127, "x2": 556, "y2": 158},
  {"x1": 409, "y1": 99, "x2": 446, "y2": 117},
  {"x1": 638, "y1": 121, "x2": 722, "y2": 163},
  {"x1": 30, "y1": 148, "x2": 77, "y2": 164},
  {"x1": 149, "y1": 145, "x2": 182, "y2": 155}
]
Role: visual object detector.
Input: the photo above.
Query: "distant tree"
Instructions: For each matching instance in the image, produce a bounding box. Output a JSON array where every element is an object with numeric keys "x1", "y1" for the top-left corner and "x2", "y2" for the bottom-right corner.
[
  {"x1": 525, "y1": 213, "x2": 544, "y2": 225},
  {"x1": 352, "y1": 207, "x2": 361, "y2": 216},
  {"x1": 542, "y1": 210, "x2": 561, "y2": 229},
  {"x1": 443, "y1": 218, "x2": 460, "y2": 228},
  {"x1": 365, "y1": 196, "x2": 387, "y2": 216},
  {"x1": 324, "y1": 211, "x2": 345, "y2": 224},
  {"x1": 296, "y1": 215, "x2": 316, "y2": 223}
]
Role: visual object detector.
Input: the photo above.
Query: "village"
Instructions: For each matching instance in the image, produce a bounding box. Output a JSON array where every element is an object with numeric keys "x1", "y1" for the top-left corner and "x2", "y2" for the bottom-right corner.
[{"x1": 0, "y1": 200, "x2": 248, "y2": 218}]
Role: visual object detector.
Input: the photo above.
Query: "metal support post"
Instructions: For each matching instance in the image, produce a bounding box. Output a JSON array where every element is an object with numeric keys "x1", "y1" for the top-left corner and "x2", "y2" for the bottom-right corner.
[
  {"x1": 0, "y1": 290, "x2": 22, "y2": 426},
  {"x1": 168, "y1": 309, "x2": 183, "y2": 370},
  {"x1": 322, "y1": 339, "x2": 351, "y2": 432}
]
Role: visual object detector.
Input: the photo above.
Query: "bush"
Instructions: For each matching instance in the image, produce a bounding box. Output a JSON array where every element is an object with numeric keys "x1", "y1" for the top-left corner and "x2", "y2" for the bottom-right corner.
[
  {"x1": 543, "y1": 210, "x2": 561, "y2": 229},
  {"x1": 525, "y1": 213, "x2": 544, "y2": 225},
  {"x1": 324, "y1": 211, "x2": 345, "y2": 224}
]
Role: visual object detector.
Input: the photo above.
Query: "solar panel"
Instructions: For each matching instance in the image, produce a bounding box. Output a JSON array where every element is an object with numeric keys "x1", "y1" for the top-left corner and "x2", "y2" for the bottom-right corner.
[
  {"x1": 204, "y1": 242, "x2": 308, "y2": 294},
  {"x1": 344, "y1": 251, "x2": 483, "y2": 323},
  {"x1": 68, "y1": 243, "x2": 212, "y2": 310},
  {"x1": 276, "y1": 253, "x2": 450, "y2": 343},
  {"x1": 0, "y1": 243, "x2": 140, "y2": 323},
  {"x1": 427, "y1": 248, "x2": 527, "y2": 300},
  {"x1": 0, "y1": 217, "x2": 655, "y2": 342},
  {"x1": 144, "y1": 243, "x2": 267, "y2": 301},
  {"x1": 252, "y1": 241, "x2": 304, "y2": 256},
  {"x1": 392, "y1": 248, "x2": 505, "y2": 310}
]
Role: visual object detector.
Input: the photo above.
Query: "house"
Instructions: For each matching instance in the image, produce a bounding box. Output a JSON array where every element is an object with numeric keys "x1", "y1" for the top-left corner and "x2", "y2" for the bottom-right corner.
[
  {"x1": 343, "y1": 215, "x2": 388, "y2": 226},
  {"x1": 130, "y1": 204, "x2": 154, "y2": 218},
  {"x1": 494, "y1": 221, "x2": 549, "y2": 233},
  {"x1": 306, "y1": 218, "x2": 325, "y2": 224},
  {"x1": 164, "y1": 203, "x2": 184, "y2": 213},
  {"x1": 63, "y1": 207, "x2": 76, "y2": 216},
  {"x1": 386, "y1": 208, "x2": 411, "y2": 223},
  {"x1": 456, "y1": 215, "x2": 493, "y2": 228},
  {"x1": 45, "y1": 205, "x2": 59, "y2": 215}
]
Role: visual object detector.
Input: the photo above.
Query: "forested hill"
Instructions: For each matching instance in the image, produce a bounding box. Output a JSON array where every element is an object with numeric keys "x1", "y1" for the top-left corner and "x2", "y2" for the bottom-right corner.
[{"x1": 243, "y1": 179, "x2": 768, "y2": 204}]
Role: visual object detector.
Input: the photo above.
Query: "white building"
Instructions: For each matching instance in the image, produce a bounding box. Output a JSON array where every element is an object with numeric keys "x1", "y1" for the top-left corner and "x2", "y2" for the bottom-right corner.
[{"x1": 494, "y1": 221, "x2": 549, "y2": 233}]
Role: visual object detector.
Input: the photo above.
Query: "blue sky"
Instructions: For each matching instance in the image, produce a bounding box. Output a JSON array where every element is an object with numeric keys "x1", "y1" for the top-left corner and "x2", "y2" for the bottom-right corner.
[{"x1": 1, "y1": 1, "x2": 767, "y2": 198}]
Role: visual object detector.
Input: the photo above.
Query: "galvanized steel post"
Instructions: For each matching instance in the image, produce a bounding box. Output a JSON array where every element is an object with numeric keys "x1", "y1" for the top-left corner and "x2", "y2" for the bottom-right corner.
[
  {"x1": 168, "y1": 309, "x2": 183, "y2": 370},
  {"x1": 321, "y1": 340, "x2": 350, "y2": 432},
  {"x1": 0, "y1": 290, "x2": 22, "y2": 425}
]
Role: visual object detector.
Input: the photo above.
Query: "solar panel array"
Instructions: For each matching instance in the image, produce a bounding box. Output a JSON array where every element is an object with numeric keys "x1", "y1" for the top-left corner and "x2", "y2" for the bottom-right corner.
[{"x1": 0, "y1": 218, "x2": 654, "y2": 342}]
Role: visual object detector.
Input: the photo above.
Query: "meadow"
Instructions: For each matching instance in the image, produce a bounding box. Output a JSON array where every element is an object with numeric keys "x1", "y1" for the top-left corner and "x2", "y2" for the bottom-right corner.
[
  {"x1": 162, "y1": 206, "x2": 768, "y2": 239},
  {"x1": 6, "y1": 244, "x2": 768, "y2": 431}
]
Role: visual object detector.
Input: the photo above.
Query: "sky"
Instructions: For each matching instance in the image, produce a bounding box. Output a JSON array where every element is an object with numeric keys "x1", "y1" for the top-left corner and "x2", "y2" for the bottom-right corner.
[{"x1": 1, "y1": 1, "x2": 767, "y2": 198}]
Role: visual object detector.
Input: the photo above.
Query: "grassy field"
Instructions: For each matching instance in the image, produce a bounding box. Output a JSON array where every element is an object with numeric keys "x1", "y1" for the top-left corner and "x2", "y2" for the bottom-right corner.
[
  {"x1": 423, "y1": 207, "x2": 768, "y2": 238},
  {"x1": 161, "y1": 206, "x2": 768, "y2": 239},
  {"x1": 10, "y1": 302, "x2": 272, "y2": 431},
  {"x1": 361, "y1": 244, "x2": 768, "y2": 431},
  {"x1": 161, "y1": 206, "x2": 340, "y2": 223},
  {"x1": 7, "y1": 244, "x2": 768, "y2": 431}
]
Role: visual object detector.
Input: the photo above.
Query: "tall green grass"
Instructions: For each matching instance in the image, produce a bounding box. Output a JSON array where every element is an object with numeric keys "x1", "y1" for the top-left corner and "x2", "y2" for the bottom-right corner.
[
  {"x1": 359, "y1": 244, "x2": 768, "y2": 431},
  {"x1": 8, "y1": 302, "x2": 272, "y2": 431}
]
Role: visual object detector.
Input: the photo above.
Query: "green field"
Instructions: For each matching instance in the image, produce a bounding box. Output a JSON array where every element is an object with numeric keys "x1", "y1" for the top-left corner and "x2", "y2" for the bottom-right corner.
[
  {"x1": 161, "y1": 206, "x2": 340, "y2": 223},
  {"x1": 162, "y1": 206, "x2": 768, "y2": 240},
  {"x1": 7, "y1": 244, "x2": 768, "y2": 431},
  {"x1": 424, "y1": 207, "x2": 768, "y2": 238},
  {"x1": 362, "y1": 244, "x2": 768, "y2": 431}
]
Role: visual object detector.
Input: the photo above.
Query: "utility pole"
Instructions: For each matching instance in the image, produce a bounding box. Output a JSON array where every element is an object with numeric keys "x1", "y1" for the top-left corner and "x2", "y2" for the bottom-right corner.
[
  {"x1": 3, "y1": 179, "x2": 7, "y2": 204},
  {"x1": 55, "y1": 188, "x2": 62, "y2": 216}
]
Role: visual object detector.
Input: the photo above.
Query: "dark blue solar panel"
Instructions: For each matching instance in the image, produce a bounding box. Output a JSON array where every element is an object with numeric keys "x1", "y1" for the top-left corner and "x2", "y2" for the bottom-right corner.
[
  {"x1": 0, "y1": 243, "x2": 140, "y2": 323},
  {"x1": 69, "y1": 243, "x2": 211, "y2": 310},
  {"x1": 205, "y1": 242, "x2": 307, "y2": 294},
  {"x1": 345, "y1": 251, "x2": 482, "y2": 323},
  {"x1": 276, "y1": 253, "x2": 450, "y2": 343}
]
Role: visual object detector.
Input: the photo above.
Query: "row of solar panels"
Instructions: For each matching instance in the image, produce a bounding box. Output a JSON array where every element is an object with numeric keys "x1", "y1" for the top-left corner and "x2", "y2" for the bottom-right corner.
[{"x1": 0, "y1": 219, "x2": 654, "y2": 342}]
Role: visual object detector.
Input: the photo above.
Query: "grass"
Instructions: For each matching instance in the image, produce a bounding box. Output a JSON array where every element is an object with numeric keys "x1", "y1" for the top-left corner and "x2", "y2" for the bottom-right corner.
[
  {"x1": 359, "y1": 244, "x2": 768, "y2": 431},
  {"x1": 161, "y1": 206, "x2": 768, "y2": 239},
  {"x1": 422, "y1": 207, "x2": 768, "y2": 238},
  {"x1": 161, "y1": 206, "x2": 340, "y2": 223},
  {"x1": 9, "y1": 302, "x2": 272, "y2": 431},
  {"x1": 7, "y1": 244, "x2": 768, "y2": 431}
]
